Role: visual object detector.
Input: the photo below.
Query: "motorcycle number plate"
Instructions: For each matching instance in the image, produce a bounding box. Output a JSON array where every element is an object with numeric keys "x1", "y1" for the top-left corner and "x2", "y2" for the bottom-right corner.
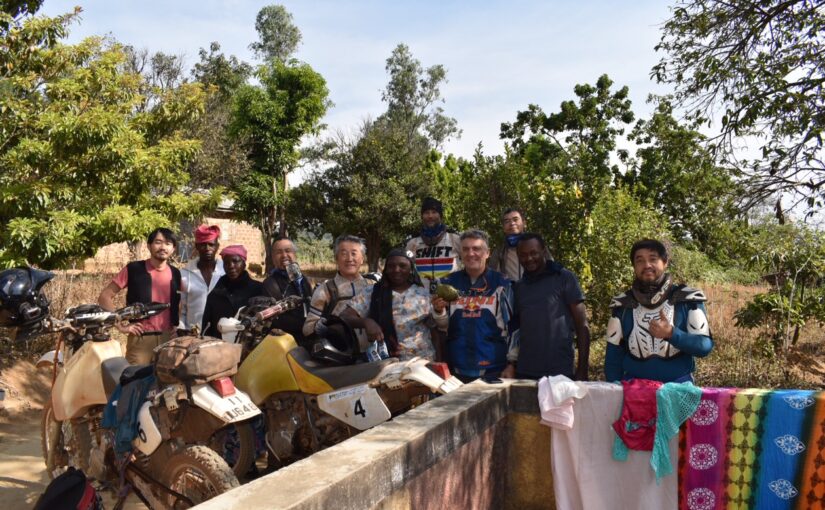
[
  {"x1": 190, "y1": 384, "x2": 262, "y2": 424},
  {"x1": 317, "y1": 384, "x2": 391, "y2": 431}
]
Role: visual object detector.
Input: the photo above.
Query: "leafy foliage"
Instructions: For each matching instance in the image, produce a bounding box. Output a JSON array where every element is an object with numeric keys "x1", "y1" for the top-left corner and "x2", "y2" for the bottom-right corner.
[
  {"x1": 0, "y1": 9, "x2": 219, "y2": 268},
  {"x1": 230, "y1": 58, "x2": 330, "y2": 268},
  {"x1": 249, "y1": 4, "x2": 301, "y2": 62},
  {"x1": 187, "y1": 42, "x2": 253, "y2": 189},
  {"x1": 622, "y1": 97, "x2": 745, "y2": 261},
  {"x1": 292, "y1": 44, "x2": 458, "y2": 270},
  {"x1": 653, "y1": 0, "x2": 825, "y2": 212},
  {"x1": 734, "y1": 221, "x2": 825, "y2": 352}
]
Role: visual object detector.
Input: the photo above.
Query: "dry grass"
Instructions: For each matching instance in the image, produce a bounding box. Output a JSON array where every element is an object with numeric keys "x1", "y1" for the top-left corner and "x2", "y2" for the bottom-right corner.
[{"x1": 588, "y1": 282, "x2": 825, "y2": 389}]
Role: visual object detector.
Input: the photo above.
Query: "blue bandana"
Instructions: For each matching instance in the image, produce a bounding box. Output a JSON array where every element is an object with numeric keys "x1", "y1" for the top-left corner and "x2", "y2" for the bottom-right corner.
[
  {"x1": 421, "y1": 223, "x2": 446, "y2": 239},
  {"x1": 505, "y1": 234, "x2": 523, "y2": 248}
]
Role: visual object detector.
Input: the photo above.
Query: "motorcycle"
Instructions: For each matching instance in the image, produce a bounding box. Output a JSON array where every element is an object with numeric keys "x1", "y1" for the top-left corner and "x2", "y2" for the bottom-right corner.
[
  {"x1": 36, "y1": 301, "x2": 260, "y2": 508},
  {"x1": 216, "y1": 296, "x2": 463, "y2": 473}
]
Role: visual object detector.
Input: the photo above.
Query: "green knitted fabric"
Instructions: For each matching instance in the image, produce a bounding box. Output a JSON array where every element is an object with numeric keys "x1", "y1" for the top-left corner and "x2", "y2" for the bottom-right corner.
[{"x1": 652, "y1": 382, "x2": 702, "y2": 480}]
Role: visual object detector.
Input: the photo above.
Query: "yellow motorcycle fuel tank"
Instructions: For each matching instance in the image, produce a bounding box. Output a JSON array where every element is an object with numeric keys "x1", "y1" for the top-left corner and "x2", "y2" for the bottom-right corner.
[{"x1": 235, "y1": 333, "x2": 333, "y2": 404}]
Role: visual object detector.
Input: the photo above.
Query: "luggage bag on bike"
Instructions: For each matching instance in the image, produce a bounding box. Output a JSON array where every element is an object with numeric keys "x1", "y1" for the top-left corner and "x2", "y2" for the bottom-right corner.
[{"x1": 154, "y1": 336, "x2": 241, "y2": 384}]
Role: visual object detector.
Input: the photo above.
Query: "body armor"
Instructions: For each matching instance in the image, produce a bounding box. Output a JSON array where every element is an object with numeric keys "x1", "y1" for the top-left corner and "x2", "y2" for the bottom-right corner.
[{"x1": 607, "y1": 285, "x2": 708, "y2": 361}]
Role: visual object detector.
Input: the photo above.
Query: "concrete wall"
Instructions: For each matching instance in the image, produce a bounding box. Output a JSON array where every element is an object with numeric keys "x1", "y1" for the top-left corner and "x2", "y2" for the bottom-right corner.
[{"x1": 196, "y1": 381, "x2": 555, "y2": 510}]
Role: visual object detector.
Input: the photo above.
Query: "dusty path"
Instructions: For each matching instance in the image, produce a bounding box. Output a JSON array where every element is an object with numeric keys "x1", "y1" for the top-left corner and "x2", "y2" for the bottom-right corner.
[{"x1": 0, "y1": 361, "x2": 144, "y2": 509}]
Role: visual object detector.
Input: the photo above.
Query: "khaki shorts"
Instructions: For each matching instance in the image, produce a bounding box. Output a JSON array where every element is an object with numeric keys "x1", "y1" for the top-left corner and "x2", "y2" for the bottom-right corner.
[{"x1": 126, "y1": 331, "x2": 171, "y2": 365}]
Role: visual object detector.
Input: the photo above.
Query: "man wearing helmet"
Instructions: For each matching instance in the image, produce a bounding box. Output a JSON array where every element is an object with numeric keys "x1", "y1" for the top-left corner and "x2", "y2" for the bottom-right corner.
[{"x1": 98, "y1": 228, "x2": 182, "y2": 364}]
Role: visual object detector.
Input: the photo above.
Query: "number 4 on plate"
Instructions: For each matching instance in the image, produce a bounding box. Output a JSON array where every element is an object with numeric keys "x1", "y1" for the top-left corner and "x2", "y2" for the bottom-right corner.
[{"x1": 353, "y1": 398, "x2": 366, "y2": 418}]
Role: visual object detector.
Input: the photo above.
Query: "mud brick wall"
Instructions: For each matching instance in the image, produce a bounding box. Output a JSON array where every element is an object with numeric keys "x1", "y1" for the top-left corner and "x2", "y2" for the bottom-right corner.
[{"x1": 82, "y1": 217, "x2": 265, "y2": 273}]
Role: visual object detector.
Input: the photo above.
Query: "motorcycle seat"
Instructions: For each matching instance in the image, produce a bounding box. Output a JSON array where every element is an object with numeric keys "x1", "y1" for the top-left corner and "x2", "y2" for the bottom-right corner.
[
  {"x1": 101, "y1": 357, "x2": 130, "y2": 397},
  {"x1": 288, "y1": 347, "x2": 396, "y2": 390}
]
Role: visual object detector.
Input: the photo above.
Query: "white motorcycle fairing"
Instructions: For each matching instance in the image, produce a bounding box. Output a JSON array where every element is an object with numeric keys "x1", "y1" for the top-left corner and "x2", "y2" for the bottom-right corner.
[
  {"x1": 317, "y1": 384, "x2": 391, "y2": 430},
  {"x1": 376, "y1": 357, "x2": 464, "y2": 395},
  {"x1": 217, "y1": 317, "x2": 243, "y2": 343},
  {"x1": 133, "y1": 401, "x2": 162, "y2": 455},
  {"x1": 190, "y1": 384, "x2": 261, "y2": 424}
]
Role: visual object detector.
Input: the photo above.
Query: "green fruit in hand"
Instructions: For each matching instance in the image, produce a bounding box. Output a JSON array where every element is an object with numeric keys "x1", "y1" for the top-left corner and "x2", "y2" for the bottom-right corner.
[{"x1": 436, "y1": 283, "x2": 460, "y2": 302}]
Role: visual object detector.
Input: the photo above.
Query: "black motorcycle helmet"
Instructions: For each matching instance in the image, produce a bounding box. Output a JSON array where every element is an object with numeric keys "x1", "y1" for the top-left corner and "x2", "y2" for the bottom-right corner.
[{"x1": 0, "y1": 267, "x2": 54, "y2": 329}]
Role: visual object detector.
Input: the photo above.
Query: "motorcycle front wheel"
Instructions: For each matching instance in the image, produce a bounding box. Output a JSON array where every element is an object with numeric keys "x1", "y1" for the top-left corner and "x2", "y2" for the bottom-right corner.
[
  {"x1": 40, "y1": 400, "x2": 69, "y2": 479},
  {"x1": 162, "y1": 445, "x2": 239, "y2": 508}
]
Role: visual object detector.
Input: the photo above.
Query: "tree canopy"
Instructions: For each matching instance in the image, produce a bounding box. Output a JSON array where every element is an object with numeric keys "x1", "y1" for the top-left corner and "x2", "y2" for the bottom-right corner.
[
  {"x1": 653, "y1": 0, "x2": 825, "y2": 214},
  {"x1": 292, "y1": 44, "x2": 459, "y2": 270},
  {"x1": 0, "y1": 8, "x2": 219, "y2": 268}
]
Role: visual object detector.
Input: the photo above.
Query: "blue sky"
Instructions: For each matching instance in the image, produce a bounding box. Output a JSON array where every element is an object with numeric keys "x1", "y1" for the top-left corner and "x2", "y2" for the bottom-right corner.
[{"x1": 41, "y1": 1, "x2": 675, "y2": 159}]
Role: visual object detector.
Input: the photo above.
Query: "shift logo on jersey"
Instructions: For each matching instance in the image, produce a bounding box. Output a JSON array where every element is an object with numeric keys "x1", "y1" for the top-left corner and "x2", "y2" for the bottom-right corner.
[
  {"x1": 415, "y1": 246, "x2": 453, "y2": 258},
  {"x1": 455, "y1": 295, "x2": 495, "y2": 318}
]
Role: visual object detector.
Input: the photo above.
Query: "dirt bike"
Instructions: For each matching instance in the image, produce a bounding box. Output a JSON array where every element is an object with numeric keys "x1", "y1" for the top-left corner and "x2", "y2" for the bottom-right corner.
[
  {"x1": 216, "y1": 295, "x2": 463, "y2": 474},
  {"x1": 36, "y1": 302, "x2": 259, "y2": 509}
]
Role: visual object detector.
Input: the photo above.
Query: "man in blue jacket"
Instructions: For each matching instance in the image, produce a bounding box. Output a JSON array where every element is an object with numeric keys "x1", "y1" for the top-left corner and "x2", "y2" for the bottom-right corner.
[
  {"x1": 432, "y1": 229, "x2": 513, "y2": 382},
  {"x1": 604, "y1": 239, "x2": 713, "y2": 383}
]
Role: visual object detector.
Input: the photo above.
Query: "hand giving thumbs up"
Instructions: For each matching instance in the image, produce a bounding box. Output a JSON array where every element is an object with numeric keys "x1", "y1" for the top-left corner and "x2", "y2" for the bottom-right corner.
[{"x1": 649, "y1": 309, "x2": 673, "y2": 339}]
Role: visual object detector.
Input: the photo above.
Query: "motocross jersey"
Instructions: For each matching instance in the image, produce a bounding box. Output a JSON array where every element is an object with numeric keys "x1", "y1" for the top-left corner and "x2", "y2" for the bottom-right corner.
[
  {"x1": 404, "y1": 228, "x2": 462, "y2": 293},
  {"x1": 433, "y1": 269, "x2": 513, "y2": 377}
]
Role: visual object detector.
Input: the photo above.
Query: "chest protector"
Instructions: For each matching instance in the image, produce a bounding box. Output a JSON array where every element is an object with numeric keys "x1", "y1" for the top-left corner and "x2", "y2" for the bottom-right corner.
[{"x1": 607, "y1": 285, "x2": 707, "y2": 361}]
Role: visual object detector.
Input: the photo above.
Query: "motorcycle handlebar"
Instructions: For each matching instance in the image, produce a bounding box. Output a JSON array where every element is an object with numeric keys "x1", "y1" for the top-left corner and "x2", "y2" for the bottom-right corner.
[{"x1": 254, "y1": 296, "x2": 304, "y2": 322}]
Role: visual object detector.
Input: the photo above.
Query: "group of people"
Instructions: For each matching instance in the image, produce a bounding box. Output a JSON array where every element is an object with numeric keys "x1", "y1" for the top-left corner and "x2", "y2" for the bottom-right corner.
[{"x1": 98, "y1": 196, "x2": 714, "y2": 384}]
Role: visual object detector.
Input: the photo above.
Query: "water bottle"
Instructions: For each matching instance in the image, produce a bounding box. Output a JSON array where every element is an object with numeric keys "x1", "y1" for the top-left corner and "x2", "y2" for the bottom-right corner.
[{"x1": 366, "y1": 340, "x2": 390, "y2": 362}]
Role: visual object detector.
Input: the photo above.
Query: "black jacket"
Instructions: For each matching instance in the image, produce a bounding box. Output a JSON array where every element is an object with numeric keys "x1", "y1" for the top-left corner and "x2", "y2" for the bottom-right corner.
[
  {"x1": 201, "y1": 271, "x2": 264, "y2": 338},
  {"x1": 262, "y1": 270, "x2": 313, "y2": 342}
]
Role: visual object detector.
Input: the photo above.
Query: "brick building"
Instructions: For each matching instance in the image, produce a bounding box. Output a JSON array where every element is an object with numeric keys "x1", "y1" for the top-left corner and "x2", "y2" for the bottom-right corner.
[{"x1": 83, "y1": 211, "x2": 266, "y2": 275}]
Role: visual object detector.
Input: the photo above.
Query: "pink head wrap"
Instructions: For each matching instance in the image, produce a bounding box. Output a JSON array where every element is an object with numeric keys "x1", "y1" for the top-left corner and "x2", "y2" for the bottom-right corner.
[
  {"x1": 194, "y1": 224, "x2": 220, "y2": 243},
  {"x1": 220, "y1": 245, "x2": 247, "y2": 261}
]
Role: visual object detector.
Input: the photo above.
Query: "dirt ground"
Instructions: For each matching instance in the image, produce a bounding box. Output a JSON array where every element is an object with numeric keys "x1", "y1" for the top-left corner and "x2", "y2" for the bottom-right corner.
[{"x1": 0, "y1": 362, "x2": 143, "y2": 509}]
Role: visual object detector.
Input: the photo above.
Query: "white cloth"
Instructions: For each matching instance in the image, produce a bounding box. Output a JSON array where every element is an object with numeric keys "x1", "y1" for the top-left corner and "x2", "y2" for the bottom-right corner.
[
  {"x1": 538, "y1": 375, "x2": 589, "y2": 430},
  {"x1": 179, "y1": 258, "x2": 224, "y2": 331},
  {"x1": 549, "y1": 382, "x2": 678, "y2": 510}
]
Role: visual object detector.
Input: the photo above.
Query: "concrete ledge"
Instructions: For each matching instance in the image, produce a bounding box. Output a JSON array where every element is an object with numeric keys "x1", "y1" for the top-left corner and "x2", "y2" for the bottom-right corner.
[{"x1": 197, "y1": 380, "x2": 545, "y2": 510}]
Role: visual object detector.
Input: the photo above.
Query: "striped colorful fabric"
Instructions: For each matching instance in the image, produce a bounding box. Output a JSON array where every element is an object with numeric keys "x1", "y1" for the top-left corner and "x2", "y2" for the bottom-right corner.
[{"x1": 679, "y1": 388, "x2": 825, "y2": 510}]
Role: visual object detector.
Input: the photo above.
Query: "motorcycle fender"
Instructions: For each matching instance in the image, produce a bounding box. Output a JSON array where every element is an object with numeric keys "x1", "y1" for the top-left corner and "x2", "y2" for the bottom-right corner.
[
  {"x1": 317, "y1": 384, "x2": 391, "y2": 431},
  {"x1": 133, "y1": 402, "x2": 162, "y2": 455},
  {"x1": 190, "y1": 384, "x2": 262, "y2": 424},
  {"x1": 400, "y1": 359, "x2": 464, "y2": 395},
  {"x1": 36, "y1": 350, "x2": 63, "y2": 369}
]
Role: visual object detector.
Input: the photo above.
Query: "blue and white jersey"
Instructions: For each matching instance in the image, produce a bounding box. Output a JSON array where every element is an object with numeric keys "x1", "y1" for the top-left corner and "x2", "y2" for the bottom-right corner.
[{"x1": 434, "y1": 269, "x2": 513, "y2": 377}]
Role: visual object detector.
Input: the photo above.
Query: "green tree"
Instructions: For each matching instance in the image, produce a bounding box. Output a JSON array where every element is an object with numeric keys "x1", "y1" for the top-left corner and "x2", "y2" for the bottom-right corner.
[
  {"x1": 249, "y1": 4, "x2": 301, "y2": 62},
  {"x1": 653, "y1": 0, "x2": 825, "y2": 214},
  {"x1": 587, "y1": 188, "x2": 670, "y2": 327},
  {"x1": 496, "y1": 75, "x2": 635, "y2": 274},
  {"x1": 292, "y1": 44, "x2": 459, "y2": 270},
  {"x1": 230, "y1": 59, "x2": 330, "y2": 270},
  {"x1": 292, "y1": 120, "x2": 430, "y2": 270},
  {"x1": 734, "y1": 221, "x2": 825, "y2": 353},
  {"x1": 187, "y1": 42, "x2": 253, "y2": 189},
  {"x1": 623, "y1": 97, "x2": 744, "y2": 261},
  {"x1": 0, "y1": 9, "x2": 219, "y2": 268}
]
